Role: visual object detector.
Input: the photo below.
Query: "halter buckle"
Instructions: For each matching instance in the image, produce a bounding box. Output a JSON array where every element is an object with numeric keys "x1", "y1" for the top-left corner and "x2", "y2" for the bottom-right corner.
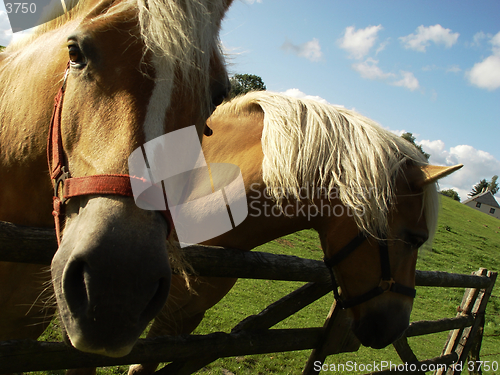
[
  {"x1": 378, "y1": 278, "x2": 395, "y2": 292},
  {"x1": 54, "y1": 166, "x2": 70, "y2": 203}
]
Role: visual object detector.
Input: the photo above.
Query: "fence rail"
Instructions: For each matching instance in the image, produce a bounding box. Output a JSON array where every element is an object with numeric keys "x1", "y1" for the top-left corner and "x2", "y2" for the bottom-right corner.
[
  {"x1": 0, "y1": 221, "x2": 493, "y2": 287},
  {"x1": 0, "y1": 220, "x2": 497, "y2": 375}
]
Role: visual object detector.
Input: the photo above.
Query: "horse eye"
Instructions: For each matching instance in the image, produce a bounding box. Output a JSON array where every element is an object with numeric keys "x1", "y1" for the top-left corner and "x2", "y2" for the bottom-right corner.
[{"x1": 68, "y1": 45, "x2": 86, "y2": 66}]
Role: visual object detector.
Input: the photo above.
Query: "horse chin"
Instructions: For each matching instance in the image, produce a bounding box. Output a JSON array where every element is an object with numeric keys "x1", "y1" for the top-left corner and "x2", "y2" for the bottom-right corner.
[
  {"x1": 350, "y1": 299, "x2": 412, "y2": 349},
  {"x1": 51, "y1": 197, "x2": 172, "y2": 356},
  {"x1": 61, "y1": 325, "x2": 135, "y2": 358},
  {"x1": 68, "y1": 332, "x2": 137, "y2": 358}
]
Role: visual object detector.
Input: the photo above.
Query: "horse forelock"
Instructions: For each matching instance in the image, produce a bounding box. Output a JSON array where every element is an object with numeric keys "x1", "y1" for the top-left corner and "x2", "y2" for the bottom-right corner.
[
  {"x1": 215, "y1": 91, "x2": 439, "y2": 239},
  {"x1": 137, "y1": 0, "x2": 227, "y2": 125}
]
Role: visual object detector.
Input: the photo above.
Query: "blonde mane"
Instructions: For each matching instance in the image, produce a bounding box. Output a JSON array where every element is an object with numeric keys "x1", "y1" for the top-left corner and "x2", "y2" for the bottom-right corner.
[
  {"x1": 6, "y1": 0, "x2": 226, "y2": 118},
  {"x1": 215, "y1": 91, "x2": 439, "y2": 240}
]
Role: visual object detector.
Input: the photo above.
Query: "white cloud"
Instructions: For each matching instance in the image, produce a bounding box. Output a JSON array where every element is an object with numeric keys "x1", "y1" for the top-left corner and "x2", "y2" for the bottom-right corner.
[
  {"x1": 281, "y1": 38, "x2": 323, "y2": 62},
  {"x1": 420, "y1": 140, "x2": 500, "y2": 200},
  {"x1": 446, "y1": 65, "x2": 461, "y2": 73},
  {"x1": 391, "y1": 71, "x2": 420, "y2": 91},
  {"x1": 0, "y1": 11, "x2": 36, "y2": 47},
  {"x1": 467, "y1": 55, "x2": 500, "y2": 90},
  {"x1": 0, "y1": 11, "x2": 13, "y2": 46},
  {"x1": 244, "y1": 0, "x2": 262, "y2": 3},
  {"x1": 388, "y1": 128, "x2": 409, "y2": 137},
  {"x1": 422, "y1": 64, "x2": 438, "y2": 72},
  {"x1": 399, "y1": 24, "x2": 459, "y2": 52},
  {"x1": 491, "y1": 31, "x2": 500, "y2": 55},
  {"x1": 352, "y1": 60, "x2": 419, "y2": 91},
  {"x1": 470, "y1": 31, "x2": 488, "y2": 47},
  {"x1": 466, "y1": 31, "x2": 500, "y2": 91},
  {"x1": 352, "y1": 58, "x2": 394, "y2": 80},
  {"x1": 338, "y1": 25, "x2": 383, "y2": 60},
  {"x1": 375, "y1": 39, "x2": 390, "y2": 55},
  {"x1": 280, "y1": 88, "x2": 332, "y2": 105},
  {"x1": 420, "y1": 139, "x2": 448, "y2": 165}
]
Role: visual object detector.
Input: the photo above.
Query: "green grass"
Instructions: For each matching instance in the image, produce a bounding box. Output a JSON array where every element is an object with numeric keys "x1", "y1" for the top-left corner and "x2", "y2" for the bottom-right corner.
[{"x1": 35, "y1": 197, "x2": 500, "y2": 374}]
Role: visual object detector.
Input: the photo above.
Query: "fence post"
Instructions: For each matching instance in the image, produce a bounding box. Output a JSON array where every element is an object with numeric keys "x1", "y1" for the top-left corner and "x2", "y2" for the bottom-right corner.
[
  {"x1": 435, "y1": 269, "x2": 497, "y2": 375},
  {"x1": 392, "y1": 337, "x2": 426, "y2": 375},
  {"x1": 302, "y1": 301, "x2": 360, "y2": 375},
  {"x1": 466, "y1": 318, "x2": 484, "y2": 375}
]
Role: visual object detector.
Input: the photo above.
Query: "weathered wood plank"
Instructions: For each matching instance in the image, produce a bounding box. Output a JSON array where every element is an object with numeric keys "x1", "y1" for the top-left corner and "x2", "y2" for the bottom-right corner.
[
  {"x1": 393, "y1": 337, "x2": 425, "y2": 375},
  {"x1": 404, "y1": 315, "x2": 474, "y2": 338},
  {"x1": 232, "y1": 282, "x2": 332, "y2": 332},
  {"x1": 0, "y1": 221, "x2": 497, "y2": 375},
  {"x1": 0, "y1": 220, "x2": 494, "y2": 289},
  {"x1": 448, "y1": 270, "x2": 497, "y2": 375},
  {"x1": 0, "y1": 328, "x2": 323, "y2": 373},
  {"x1": 181, "y1": 246, "x2": 331, "y2": 283},
  {"x1": 302, "y1": 301, "x2": 360, "y2": 375},
  {"x1": 0, "y1": 221, "x2": 56, "y2": 264},
  {"x1": 438, "y1": 269, "x2": 487, "y2": 375},
  {"x1": 415, "y1": 270, "x2": 492, "y2": 289}
]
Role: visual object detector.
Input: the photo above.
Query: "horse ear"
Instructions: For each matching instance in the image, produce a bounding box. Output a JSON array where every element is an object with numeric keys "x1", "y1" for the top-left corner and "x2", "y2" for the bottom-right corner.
[
  {"x1": 223, "y1": 0, "x2": 234, "y2": 11},
  {"x1": 419, "y1": 164, "x2": 463, "y2": 186}
]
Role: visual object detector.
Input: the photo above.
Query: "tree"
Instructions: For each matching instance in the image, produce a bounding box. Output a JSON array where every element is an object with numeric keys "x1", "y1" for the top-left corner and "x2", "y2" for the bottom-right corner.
[
  {"x1": 489, "y1": 175, "x2": 499, "y2": 195},
  {"x1": 469, "y1": 175, "x2": 499, "y2": 197},
  {"x1": 0, "y1": 46, "x2": 5, "y2": 52},
  {"x1": 440, "y1": 189, "x2": 460, "y2": 202},
  {"x1": 401, "y1": 132, "x2": 430, "y2": 161},
  {"x1": 229, "y1": 74, "x2": 266, "y2": 98},
  {"x1": 469, "y1": 179, "x2": 488, "y2": 197}
]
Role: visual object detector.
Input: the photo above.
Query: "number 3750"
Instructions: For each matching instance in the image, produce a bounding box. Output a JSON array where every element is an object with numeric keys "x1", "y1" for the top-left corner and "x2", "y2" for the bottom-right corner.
[{"x1": 5, "y1": 3, "x2": 37, "y2": 13}]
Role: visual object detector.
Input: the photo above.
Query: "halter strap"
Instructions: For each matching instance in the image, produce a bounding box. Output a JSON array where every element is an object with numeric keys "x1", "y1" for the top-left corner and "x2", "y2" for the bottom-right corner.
[
  {"x1": 323, "y1": 232, "x2": 366, "y2": 268},
  {"x1": 48, "y1": 63, "x2": 173, "y2": 245},
  {"x1": 323, "y1": 233, "x2": 416, "y2": 309}
]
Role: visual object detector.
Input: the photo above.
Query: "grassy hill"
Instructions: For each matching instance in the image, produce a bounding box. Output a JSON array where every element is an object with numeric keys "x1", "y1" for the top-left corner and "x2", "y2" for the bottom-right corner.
[
  {"x1": 35, "y1": 196, "x2": 500, "y2": 374},
  {"x1": 191, "y1": 197, "x2": 500, "y2": 374}
]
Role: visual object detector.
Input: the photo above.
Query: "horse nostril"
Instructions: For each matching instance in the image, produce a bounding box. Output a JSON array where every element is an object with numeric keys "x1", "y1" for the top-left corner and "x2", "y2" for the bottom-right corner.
[
  {"x1": 62, "y1": 260, "x2": 90, "y2": 315},
  {"x1": 140, "y1": 276, "x2": 171, "y2": 323}
]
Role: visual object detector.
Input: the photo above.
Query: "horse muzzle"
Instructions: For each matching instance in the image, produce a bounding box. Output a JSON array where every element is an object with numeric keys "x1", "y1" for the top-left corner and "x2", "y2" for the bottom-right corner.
[
  {"x1": 51, "y1": 196, "x2": 172, "y2": 356},
  {"x1": 350, "y1": 299, "x2": 412, "y2": 349}
]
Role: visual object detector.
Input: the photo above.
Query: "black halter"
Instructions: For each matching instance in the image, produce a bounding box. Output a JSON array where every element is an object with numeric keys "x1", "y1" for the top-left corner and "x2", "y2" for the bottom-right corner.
[{"x1": 323, "y1": 232, "x2": 416, "y2": 309}]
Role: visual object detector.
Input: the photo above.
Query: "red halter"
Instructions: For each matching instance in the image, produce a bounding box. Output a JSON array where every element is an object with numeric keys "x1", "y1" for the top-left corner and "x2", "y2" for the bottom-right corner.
[{"x1": 47, "y1": 64, "x2": 173, "y2": 245}]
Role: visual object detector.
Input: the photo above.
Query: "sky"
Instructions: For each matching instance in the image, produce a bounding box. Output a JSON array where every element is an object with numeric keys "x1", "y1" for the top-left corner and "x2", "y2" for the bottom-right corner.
[
  {"x1": 218, "y1": 0, "x2": 500, "y2": 202},
  {"x1": 1, "y1": 0, "x2": 499, "y2": 202}
]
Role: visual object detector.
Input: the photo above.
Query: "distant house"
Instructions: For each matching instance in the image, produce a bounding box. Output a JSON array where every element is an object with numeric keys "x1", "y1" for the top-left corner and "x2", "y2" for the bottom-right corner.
[{"x1": 462, "y1": 191, "x2": 500, "y2": 220}]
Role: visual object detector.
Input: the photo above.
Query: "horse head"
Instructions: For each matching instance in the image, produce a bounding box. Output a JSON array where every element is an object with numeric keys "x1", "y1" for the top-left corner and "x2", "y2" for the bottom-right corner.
[
  {"x1": 41, "y1": 0, "x2": 232, "y2": 357},
  {"x1": 319, "y1": 163, "x2": 462, "y2": 349}
]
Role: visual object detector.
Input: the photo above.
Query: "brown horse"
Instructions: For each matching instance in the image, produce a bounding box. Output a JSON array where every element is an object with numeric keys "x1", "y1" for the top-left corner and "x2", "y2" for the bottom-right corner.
[
  {"x1": 129, "y1": 91, "x2": 462, "y2": 374},
  {"x1": 0, "y1": 0, "x2": 232, "y2": 358}
]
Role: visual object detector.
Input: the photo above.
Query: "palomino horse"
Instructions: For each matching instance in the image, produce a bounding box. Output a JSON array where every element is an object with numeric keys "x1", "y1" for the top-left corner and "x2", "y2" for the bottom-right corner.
[
  {"x1": 129, "y1": 91, "x2": 462, "y2": 374},
  {"x1": 0, "y1": 0, "x2": 232, "y2": 357}
]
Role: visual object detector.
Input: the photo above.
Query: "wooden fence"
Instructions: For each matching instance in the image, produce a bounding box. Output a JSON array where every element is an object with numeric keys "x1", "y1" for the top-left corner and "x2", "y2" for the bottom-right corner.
[{"x1": 0, "y1": 220, "x2": 497, "y2": 374}]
